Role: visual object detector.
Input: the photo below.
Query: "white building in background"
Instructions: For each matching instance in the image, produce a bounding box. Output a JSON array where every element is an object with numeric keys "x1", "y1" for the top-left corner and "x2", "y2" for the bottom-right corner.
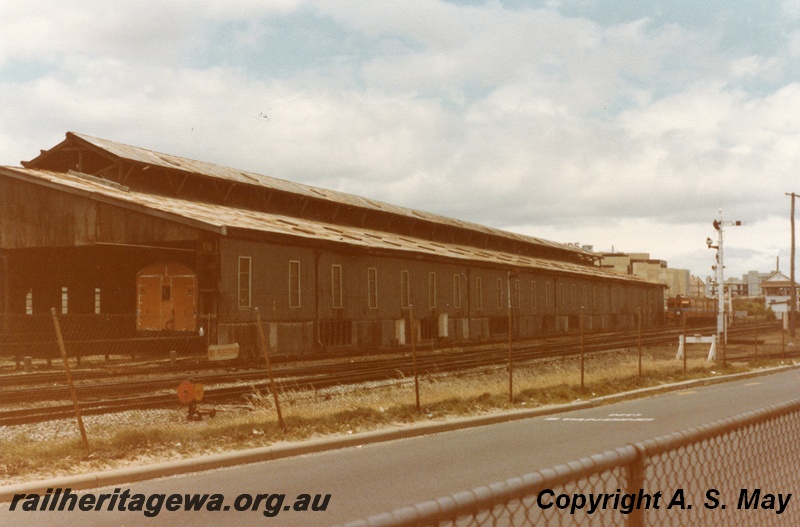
[{"x1": 762, "y1": 271, "x2": 800, "y2": 319}]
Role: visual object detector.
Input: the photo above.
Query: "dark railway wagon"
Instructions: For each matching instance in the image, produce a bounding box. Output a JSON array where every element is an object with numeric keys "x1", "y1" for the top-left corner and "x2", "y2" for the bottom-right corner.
[
  {"x1": 665, "y1": 295, "x2": 717, "y2": 325},
  {"x1": 0, "y1": 132, "x2": 666, "y2": 358}
]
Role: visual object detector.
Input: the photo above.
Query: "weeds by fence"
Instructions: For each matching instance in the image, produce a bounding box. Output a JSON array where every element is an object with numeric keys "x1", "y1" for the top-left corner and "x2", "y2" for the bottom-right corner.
[{"x1": 340, "y1": 398, "x2": 800, "y2": 527}]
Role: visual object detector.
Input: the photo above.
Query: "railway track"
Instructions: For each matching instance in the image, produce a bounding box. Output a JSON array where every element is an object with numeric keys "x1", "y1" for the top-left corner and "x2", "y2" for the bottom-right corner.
[{"x1": 0, "y1": 322, "x2": 788, "y2": 426}]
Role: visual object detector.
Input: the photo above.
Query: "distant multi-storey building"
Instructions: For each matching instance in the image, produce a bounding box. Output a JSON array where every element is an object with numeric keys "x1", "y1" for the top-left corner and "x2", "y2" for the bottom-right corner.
[
  {"x1": 706, "y1": 270, "x2": 780, "y2": 299},
  {"x1": 598, "y1": 252, "x2": 689, "y2": 297},
  {"x1": 711, "y1": 270, "x2": 768, "y2": 297}
]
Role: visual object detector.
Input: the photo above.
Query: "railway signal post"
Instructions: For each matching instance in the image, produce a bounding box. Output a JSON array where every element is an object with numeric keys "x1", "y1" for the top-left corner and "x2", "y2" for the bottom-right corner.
[{"x1": 708, "y1": 210, "x2": 743, "y2": 350}]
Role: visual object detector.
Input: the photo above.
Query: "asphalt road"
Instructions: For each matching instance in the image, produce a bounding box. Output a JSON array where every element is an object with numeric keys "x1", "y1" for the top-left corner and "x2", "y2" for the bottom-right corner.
[{"x1": 2, "y1": 368, "x2": 798, "y2": 526}]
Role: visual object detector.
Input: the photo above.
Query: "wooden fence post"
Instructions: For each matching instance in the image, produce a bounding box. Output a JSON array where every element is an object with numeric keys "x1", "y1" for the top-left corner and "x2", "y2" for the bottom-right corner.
[
  {"x1": 255, "y1": 309, "x2": 286, "y2": 433},
  {"x1": 51, "y1": 308, "x2": 90, "y2": 454}
]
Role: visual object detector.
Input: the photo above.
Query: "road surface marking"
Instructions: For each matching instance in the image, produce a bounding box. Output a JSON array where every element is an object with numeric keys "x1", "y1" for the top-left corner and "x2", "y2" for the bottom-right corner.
[{"x1": 545, "y1": 413, "x2": 654, "y2": 422}]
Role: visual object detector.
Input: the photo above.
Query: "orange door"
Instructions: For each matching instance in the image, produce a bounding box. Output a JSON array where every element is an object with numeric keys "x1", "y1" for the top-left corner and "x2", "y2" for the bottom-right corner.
[
  {"x1": 137, "y1": 274, "x2": 164, "y2": 331},
  {"x1": 136, "y1": 263, "x2": 198, "y2": 332}
]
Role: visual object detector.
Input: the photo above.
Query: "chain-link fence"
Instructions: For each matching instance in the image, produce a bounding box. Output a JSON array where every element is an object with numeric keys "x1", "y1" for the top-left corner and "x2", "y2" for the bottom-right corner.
[{"x1": 340, "y1": 398, "x2": 800, "y2": 527}]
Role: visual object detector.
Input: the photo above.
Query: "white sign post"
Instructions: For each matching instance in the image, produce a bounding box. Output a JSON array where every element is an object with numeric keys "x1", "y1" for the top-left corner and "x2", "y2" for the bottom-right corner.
[{"x1": 676, "y1": 334, "x2": 717, "y2": 362}]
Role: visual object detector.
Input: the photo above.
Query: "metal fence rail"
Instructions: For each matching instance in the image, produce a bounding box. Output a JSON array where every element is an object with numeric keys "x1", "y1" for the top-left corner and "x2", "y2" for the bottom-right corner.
[{"x1": 341, "y1": 398, "x2": 800, "y2": 527}]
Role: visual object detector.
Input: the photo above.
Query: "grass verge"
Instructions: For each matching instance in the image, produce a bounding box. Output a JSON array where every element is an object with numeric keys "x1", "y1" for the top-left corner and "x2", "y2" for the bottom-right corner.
[{"x1": 1, "y1": 336, "x2": 796, "y2": 486}]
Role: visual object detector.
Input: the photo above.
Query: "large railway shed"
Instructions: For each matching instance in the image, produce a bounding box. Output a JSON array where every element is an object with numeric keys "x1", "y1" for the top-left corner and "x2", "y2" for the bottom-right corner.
[{"x1": 0, "y1": 132, "x2": 664, "y2": 356}]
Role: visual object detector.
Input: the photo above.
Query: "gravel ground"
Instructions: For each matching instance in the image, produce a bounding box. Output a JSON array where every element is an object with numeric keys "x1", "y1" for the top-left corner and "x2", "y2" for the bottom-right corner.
[{"x1": 0, "y1": 408, "x2": 186, "y2": 442}]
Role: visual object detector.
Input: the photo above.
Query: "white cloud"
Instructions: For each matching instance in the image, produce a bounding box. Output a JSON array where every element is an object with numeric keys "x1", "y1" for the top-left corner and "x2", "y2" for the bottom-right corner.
[{"x1": 1, "y1": 0, "x2": 800, "y2": 280}]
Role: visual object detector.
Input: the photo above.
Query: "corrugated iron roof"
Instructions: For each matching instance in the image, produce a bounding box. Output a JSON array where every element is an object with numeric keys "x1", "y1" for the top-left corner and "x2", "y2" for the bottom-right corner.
[
  {"x1": 65, "y1": 132, "x2": 590, "y2": 257},
  {"x1": 0, "y1": 165, "x2": 655, "y2": 285}
]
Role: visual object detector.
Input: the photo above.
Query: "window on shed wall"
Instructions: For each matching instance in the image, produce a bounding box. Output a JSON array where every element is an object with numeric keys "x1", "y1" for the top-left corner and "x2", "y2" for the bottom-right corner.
[
  {"x1": 453, "y1": 274, "x2": 462, "y2": 308},
  {"x1": 475, "y1": 277, "x2": 483, "y2": 310},
  {"x1": 400, "y1": 270, "x2": 410, "y2": 308},
  {"x1": 545, "y1": 282, "x2": 552, "y2": 308},
  {"x1": 238, "y1": 256, "x2": 252, "y2": 308},
  {"x1": 25, "y1": 289, "x2": 33, "y2": 315},
  {"x1": 367, "y1": 268, "x2": 378, "y2": 309},
  {"x1": 531, "y1": 281, "x2": 537, "y2": 310},
  {"x1": 513, "y1": 279, "x2": 521, "y2": 309},
  {"x1": 331, "y1": 265, "x2": 343, "y2": 309},
  {"x1": 496, "y1": 278, "x2": 503, "y2": 309},
  {"x1": 571, "y1": 284, "x2": 576, "y2": 308},
  {"x1": 582, "y1": 286, "x2": 587, "y2": 309},
  {"x1": 558, "y1": 283, "x2": 564, "y2": 308},
  {"x1": 428, "y1": 272, "x2": 437, "y2": 309},
  {"x1": 61, "y1": 287, "x2": 69, "y2": 315},
  {"x1": 289, "y1": 260, "x2": 301, "y2": 308},
  {"x1": 95, "y1": 288, "x2": 102, "y2": 315}
]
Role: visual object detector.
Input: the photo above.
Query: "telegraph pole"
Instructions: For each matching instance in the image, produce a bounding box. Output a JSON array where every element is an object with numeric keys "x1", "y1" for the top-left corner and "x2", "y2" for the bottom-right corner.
[{"x1": 787, "y1": 193, "x2": 798, "y2": 337}]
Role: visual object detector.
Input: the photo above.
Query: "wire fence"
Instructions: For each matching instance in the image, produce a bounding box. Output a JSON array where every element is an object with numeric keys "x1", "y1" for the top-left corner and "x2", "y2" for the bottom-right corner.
[
  {"x1": 0, "y1": 313, "x2": 206, "y2": 364},
  {"x1": 340, "y1": 398, "x2": 800, "y2": 527}
]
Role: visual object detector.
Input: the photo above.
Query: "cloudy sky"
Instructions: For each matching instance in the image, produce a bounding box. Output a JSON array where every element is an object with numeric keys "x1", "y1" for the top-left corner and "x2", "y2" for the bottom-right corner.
[{"x1": 2, "y1": 1, "x2": 800, "y2": 282}]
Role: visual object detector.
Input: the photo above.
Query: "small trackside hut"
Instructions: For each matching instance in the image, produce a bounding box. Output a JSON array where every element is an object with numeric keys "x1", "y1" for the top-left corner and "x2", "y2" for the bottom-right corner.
[{"x1": 0, "y1": 132, "x2": 664, "y2": 358}]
